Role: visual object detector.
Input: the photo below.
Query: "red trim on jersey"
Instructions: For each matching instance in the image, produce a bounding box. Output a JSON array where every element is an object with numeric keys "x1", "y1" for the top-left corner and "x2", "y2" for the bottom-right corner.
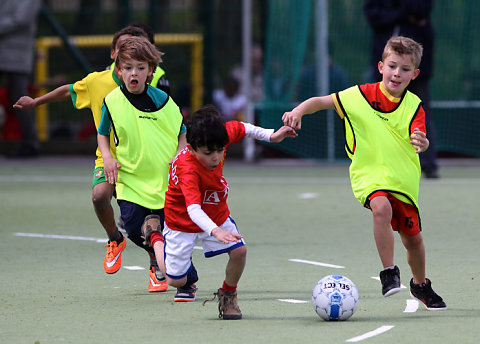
[
  {"x1": 358, "y1": 83, "x2": 426, "y2": 134},
  {"x1": 164, "y1": 121, "x2": 246, "y2": 233}
]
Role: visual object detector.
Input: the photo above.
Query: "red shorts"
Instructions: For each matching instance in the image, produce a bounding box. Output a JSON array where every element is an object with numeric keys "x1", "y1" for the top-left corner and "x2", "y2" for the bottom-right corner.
[{"x1": 368, "y1": 191, "x2": 421, "y2": 235}]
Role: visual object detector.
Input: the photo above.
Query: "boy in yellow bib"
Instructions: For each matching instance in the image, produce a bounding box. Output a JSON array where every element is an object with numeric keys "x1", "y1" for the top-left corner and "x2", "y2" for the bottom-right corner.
[
  {"x1": 13, "y1": 26, "x2": 180, "y2": 290},
  {"x1": 97, "y1": 36, "x2": 186, "y2": 294},
  {"x1": 282, "y1": 36, "x2": 446, "y2": 310}
]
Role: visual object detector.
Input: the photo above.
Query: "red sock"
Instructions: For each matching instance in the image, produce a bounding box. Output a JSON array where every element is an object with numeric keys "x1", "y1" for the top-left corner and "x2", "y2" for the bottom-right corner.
[
  {"x1": 221, "y1": 280, "x2": 237, "y2": 293},
  {"x1": 150, "y1": 231, "x2": 164, "y2": 247}
]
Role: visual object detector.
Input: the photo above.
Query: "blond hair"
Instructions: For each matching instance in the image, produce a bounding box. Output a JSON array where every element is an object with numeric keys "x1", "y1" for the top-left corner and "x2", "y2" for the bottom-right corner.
[
  {"x1": 115, "y1": 36, "x2": 163, "y2": 71},
  {"x1": 382, "y1": 36, "x2": 423, "y2": 69}
]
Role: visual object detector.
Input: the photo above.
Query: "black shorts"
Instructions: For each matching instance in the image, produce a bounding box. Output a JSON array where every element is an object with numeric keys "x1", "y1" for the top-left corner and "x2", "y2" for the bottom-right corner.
[{"x1": 118, "y1": 200, "x2": 165, "y2": 253}]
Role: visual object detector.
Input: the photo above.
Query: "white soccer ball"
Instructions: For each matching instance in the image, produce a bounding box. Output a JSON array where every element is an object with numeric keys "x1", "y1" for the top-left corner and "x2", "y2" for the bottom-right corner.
[{"x1": 312, "y1": 274, "x2": 359, "y2": 321}]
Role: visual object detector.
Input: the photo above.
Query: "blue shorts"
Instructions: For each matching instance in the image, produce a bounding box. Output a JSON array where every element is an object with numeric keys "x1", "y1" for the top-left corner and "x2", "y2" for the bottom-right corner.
[{"x1": 118, "y1": 200, "x2": 164, "y2": 253}]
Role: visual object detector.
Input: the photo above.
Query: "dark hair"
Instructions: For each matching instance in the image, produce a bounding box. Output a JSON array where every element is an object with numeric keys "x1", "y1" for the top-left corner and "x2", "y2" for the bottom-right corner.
[
  {"x1": 111, "y1": 26, "x2": 149, "y2": 51},
  {"x1": 187, "y1": 105, "x2": 229, "y2": 151},
  {"x1": 129, "y1": 22, "x2": 155, "y2": 44}
]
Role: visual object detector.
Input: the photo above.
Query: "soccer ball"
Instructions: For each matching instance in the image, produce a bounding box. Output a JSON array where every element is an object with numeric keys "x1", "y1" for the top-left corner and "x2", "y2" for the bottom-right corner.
[{"x1": 312, "y1": 274, "x2": 359, "y2": 321}]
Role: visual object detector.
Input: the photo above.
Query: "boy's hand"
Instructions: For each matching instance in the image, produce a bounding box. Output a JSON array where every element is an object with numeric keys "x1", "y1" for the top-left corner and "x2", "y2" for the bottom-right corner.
[
  {"x1": 211, "y1": 227, "x2": 243, "y2": 244},
  {"x1": 103, "y1": 158, "x2": 121, "y2": 184},
  {"x1": 410, "y1": 128, "x2": 429, "y2": 153},
  {"x1": 282, "y1": 109, "x2": 303, "y2": 130},
  {"x1": 270, "y1": 126, "x2": 298, "y2": 143},
  {"x1": 13, "y1": 96, "x2": 36, "y2": 110}
]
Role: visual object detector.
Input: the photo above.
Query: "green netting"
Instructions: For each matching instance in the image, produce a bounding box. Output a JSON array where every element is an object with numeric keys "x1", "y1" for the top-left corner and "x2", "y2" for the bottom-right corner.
[
  {"x1": 260, "y1": 0, "x2": 480, "y2": 159},
  {"x1": 263, "y1": 0, "x2": 312, "y2": 102}
]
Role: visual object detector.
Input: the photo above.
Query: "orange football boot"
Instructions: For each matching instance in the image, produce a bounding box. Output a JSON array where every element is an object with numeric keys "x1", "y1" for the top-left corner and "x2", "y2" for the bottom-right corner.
[
  {"x1": 104, "y1": 238, "x2": 126, "y2": 274},
  {"x1": 148, "y1": 265, "x2": 168, "y2": 292}
]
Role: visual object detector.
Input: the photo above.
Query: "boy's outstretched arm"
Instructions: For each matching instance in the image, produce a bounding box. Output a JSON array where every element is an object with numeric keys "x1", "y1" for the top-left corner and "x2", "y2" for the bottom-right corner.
[
  {"x1": 270, "y1": 126, "x2": 298, "y2": 143},
  {"x1": 410, "y1": 128, "x2": 429, "y2": 153},
  {"x1": 282, "y1": 95, "x2": 335, "y2": 130},
  {"x1": 13, "y1": 84, "x2": 71, "y2": 110}
]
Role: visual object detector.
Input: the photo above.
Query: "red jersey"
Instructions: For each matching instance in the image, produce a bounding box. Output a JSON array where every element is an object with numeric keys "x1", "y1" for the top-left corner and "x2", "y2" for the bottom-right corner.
[
  {"x1": 164, "y1": 121, "x2": 246, "y2": 233},
  {"x1": 355, "y1": 82, "x2": 425, "y2": 134}
]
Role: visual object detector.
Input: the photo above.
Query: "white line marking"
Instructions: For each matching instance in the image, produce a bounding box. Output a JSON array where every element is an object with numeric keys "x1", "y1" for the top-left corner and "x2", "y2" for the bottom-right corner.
[
  {"x1": 370, "y1": 276, "x2": 406, "y2": 289},
  {"x1": 2, "y1": 175, "x2": 478, "y2": 184},
  {"x1": 277, "y1": 299, "x2": 309, "y2": 304},
  {"x1": 289, "y1": 259, "x2": 345, "y2": 269},
  {"x1": 298, "y1": 193, "x2": 318, "y2": 199},
  {"x1": 345, "y1": 325, "x2": 395, "y2": 342},
  {"x1": 14, "y1": 232, "x2": 206, "y2": 254},
  {"x1": 14, "y1": 233, "x2": 206, "y2": 248},
  {"x1": 404, "y1": 299, "x2": 419, "y2": 313},
  {"x1": 229, "y1": 177, "x2": 349, "y2": 184},
  {"x1": 14, "y1": 232, "x2": 108, "y2": 243},
  {"x1": 123, "y1": 266, "x2": 145, "y2": 271},
  {"x1": 0, "y1": 176, "x2": 89, "y2": 183}
]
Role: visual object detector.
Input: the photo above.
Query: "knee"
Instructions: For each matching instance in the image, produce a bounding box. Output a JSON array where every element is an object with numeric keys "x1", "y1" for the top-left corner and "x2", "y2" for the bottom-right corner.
[
  {"x1": 92, "y1": 186, "x2": 112, "y2": 209},
  {"x1": 230, "y1": 245, "x2": 247, "y2": 261},
  {"x1": 371, "y1": 199, "x2": 392, "y2": 221},
  {"x1": 167, "y1": 277, "x2": 186, "y2": 288},
  {"x1": 403, "y1": 233, "x2": 424, "y2": 250}
]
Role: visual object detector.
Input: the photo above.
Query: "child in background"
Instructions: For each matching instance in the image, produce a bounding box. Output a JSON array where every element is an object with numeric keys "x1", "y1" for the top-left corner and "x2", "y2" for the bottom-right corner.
[
  {"x1": 213, "y1": 75, "x2": 246, "y2": 121},
  {"x1": 282, "y1": 36, "x2": 446, "y2": 310},
  {"x1": 141, "y1": 105, "x2": 297, "y2": 317},
  {"x1": 97, "y1": 36, "x2": 186, "y2": 295},
  {"x1": 107, "y1": 22, "x2": 170, "y2": 94}
]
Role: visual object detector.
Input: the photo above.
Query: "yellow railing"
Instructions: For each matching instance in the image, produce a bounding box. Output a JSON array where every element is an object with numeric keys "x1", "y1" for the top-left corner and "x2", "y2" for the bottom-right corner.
[{"x1": 35, "y1": 33, "x2": 203, "y2": 140}]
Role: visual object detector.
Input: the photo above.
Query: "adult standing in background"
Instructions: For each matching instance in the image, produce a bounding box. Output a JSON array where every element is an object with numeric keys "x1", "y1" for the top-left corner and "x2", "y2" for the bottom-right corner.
[
  {"x1": 0, "y1": 0, "x2": 42, "y2": 157},
  {"x1": 364, "y1": 0, "x2": 439, "y2": 178}
]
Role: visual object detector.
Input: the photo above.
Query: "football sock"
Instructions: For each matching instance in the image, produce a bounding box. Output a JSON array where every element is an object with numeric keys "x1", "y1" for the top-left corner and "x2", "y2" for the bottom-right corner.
[
  {"x1": 221, "y1": 281, "x2": 237, "y2": 293},
  {"x1": 185, "y1": 263, "x2": 198, "y2": 286},
  {"x1": 383, "y1": 266, "x2": 395, "y2": 271},
  {"x1": 109, "y1": 229, "x2": 123, "y2": 244}
]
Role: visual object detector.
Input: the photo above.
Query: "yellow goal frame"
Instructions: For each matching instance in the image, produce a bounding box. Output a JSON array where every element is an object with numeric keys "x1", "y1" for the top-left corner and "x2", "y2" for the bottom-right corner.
[{"x1": 35, "y1": 33, "x2": 203, "y2": 140}]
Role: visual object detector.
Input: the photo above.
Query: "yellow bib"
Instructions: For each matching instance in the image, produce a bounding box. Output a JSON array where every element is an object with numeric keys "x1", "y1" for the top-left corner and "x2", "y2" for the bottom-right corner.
[
  {"x1": 338, "y1": 86, "x2": 422, "y2": 209},
  {"x1": 105, "y1": 87, "x2": 182, "y2": 209}
]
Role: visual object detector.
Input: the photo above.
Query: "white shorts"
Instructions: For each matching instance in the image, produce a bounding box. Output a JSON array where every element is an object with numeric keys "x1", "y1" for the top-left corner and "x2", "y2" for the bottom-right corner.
[{"x1": 163, "y1": 216, "x2": 245, "y2": 279}]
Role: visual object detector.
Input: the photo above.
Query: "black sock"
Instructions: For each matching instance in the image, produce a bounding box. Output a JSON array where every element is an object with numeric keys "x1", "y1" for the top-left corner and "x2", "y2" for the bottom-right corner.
[
  {"x1": 184, "y1": 262, "x2": 198, "y2": 287},
  {"x1": 109, "y1": 229, "x2": 123, "y2": 244}
]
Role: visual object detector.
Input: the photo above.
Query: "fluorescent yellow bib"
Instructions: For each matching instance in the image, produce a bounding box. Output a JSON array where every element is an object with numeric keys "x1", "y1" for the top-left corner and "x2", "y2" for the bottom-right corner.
[
  {"x1": 105, "y1": 87, "x2": 182, "y2": 209},
  {"x1": 338, "y1": 86, "x2": 422, "y2": 209}
]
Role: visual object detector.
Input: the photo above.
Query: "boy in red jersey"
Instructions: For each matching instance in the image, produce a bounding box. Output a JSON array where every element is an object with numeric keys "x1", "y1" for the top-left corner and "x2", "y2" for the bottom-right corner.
[
  {"x1": 282, "y1": 36, "x2": 446, "y2": 310},
  {"x1": 141, "y1": 104, "x2": 297, "y2": 318}
]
